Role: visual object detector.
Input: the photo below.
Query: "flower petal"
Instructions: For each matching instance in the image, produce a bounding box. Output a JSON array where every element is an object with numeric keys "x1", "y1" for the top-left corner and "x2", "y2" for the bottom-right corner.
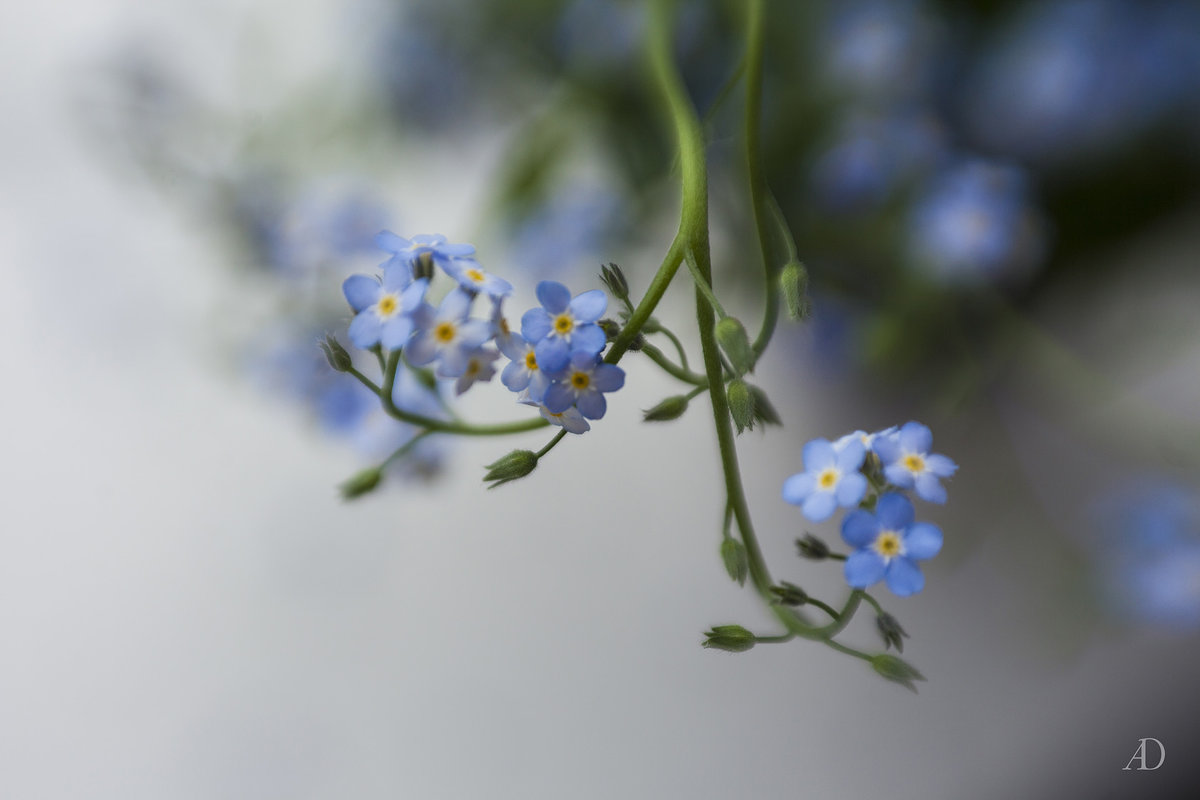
[
  {"x1": 375, "y1": 230, "x2": 411, "y2": 254},
  {"x1": 885, "y1": 558, "x2": 925, "y2": 597},
  {"x1": 835, "y1": 438, "x2": 866, "y2": 471},
  {"x1": 876, "y1": 493, "x2": 915, "y2": 529},
  {"x1": 590, "y1": 363, "x2": 625, "y2": 392},
  {"x1": 836, "y1": 471, "x2": 868, "y2": 506},
  {"x1": 501, "y1": 360, "x2": 531, "y2": 392},
  {"x1": 521, "y1": 309, "x2": 552, "y2": 342},
  {"x1": 570, "y1": 323, "x2": 607, "y2": 356},
  {"x1": 535, "y1": 338, "x2": 570, "y2": 375},
  {"x1": 782, "y1": 473, "x2": 815, "y2": 505},
  {"x1": 802, "y1": 491, "x2": 837, "y2": 522},
  {"x1": 576, "y1": 390, "x2": 607, "y2": 420},
  {"x1": 543, "y1": 382, "x2": 575, "y2": 414},
  {"x1": 439, "y1": 287, "x2": 472, "y2": 321},
  {"x1": 404, "y1": 331, "x2": 438, "y2": 366},
  {"x1": 841, "y1": 509, "x2": 879, "y2": 547},
  {"x1": 914, "y1": 472, "x2": 947, "y2": 504},
  {"x1": 904, "y1": 522, "x2": 943, "y2": 560},
  {"x1": 898, "y1": 421, "x2": 933, "y2": 454},
  {"x1": 347, "y1": 311, "x2": 382, "y2": 349},
  {"x1": 536, "y1": 281, "x2": 572, "y2": 313},
  {"x1": 845, "y1": 550, "x2": 887, "y2": 588},
  {"x1": 569, "y1": 289, "x2": 607, "y2": 322},
  {"x1": 802, "y1": 439, "x2": 837, "y2": 470},
  {"x1": 925, "y1": 454, "x2": 958, "y2": 477},
  {"x1": 343, "y1": 275, "x2": 380, "y2": 312},
  {"x1": 380, "y1": 316, "x2": 415, "y2": 351}
]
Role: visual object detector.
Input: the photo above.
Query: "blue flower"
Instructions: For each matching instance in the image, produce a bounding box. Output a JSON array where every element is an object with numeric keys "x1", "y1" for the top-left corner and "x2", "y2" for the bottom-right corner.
[
  {"x1": 782, "y1": 437, "x2": 868, "y2": 522},
  {"x1": 842, "y1": 493, "x2": 943, "y2": 596},
  {"x1": 405, "y1": 288, "x2": 493, "y2": 378},
  {"x1": 376, "y1": 231, "x2": 475, "y2": 274},
  {"x1": 342, "y1": 269, "x2": 428, "y2": 350},
  {"x1": 453, "y1": 346, "x2": 500, "y2": 396},
  {"x1": 542, "y1": 351, "x2": 625, "y2": 420},
  {"x1": 520, "y1": 281, "x2": 608, "y2": 374},
  {"x1": 835, "y1": 425, "x2": 899, "y2": 455},
  {"x1": 873, "y1": 421, "x2": 957, "y2": 504},
  {"x1": 441, "y1": 256, "x2": 513, "y2": 299},
  {"x1": 497, "y1": 330, "x2": 551, "y2": 402},
  {"x1": 518, "y1": 391, "x2": 591, "y2": 435}
]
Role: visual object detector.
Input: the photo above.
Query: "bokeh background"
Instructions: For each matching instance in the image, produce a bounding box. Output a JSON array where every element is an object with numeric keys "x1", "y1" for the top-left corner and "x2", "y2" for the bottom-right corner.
[{"x1": 4, "y1": 0, "x2": 1200, "y2": 797}]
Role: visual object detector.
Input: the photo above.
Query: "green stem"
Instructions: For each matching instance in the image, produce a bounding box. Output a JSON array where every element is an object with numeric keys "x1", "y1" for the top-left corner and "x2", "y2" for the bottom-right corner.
[
  {"x1": 607, "y1": 233, "x2": 686, "y2": 363},
  {"x1": 684, "y1": 249, "x2": 728, "y2": 318},
  {"x1": 655, "y1": 325, "x2": 691, "y2": 371},
  {"x1": 536, "y1": 429, "x2": 569, "y2": 459},
  {"x1": 640, "y1": 343, "x2": 707, "y2": 385},
  {"x1": 381, "y1": 429, "x2": 435, "y2": 470}
]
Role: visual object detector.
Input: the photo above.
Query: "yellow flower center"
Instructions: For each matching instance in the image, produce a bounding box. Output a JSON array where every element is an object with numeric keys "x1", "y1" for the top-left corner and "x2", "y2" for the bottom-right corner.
[
  {"x1": 465, "y1": 360, "x2": 479, "y2": 377},
  {"x1": 376, "y1": 294, "x2": 399, "y2": 317},
  {"x1": 524, "y1": 351, "x2": 538, "y2": 370},
  {"x1": 873, "y1": 530, "x2": 904, "y2": 559},
  {"x1": 903, "y1": 453, "x2": 926, "y2": 473},
  {"x1": 467, "y1": 268, "x2": 485, "y2": 283},
  {"x1": 570, "y1": 371, "x2": 590, "y2": 390},
  {"x1": 817, "y1": 467, "x2": 839, "y2": 490},
  {"x1": 554, "y1": 314, "x2": 574, "y2": 335},
  {"x1": 434, "y1": 322, "x2": 456, "y2": 343}
]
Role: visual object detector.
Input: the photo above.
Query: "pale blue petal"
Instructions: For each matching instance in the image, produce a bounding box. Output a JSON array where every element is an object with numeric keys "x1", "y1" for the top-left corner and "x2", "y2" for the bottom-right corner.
[
  {"x1": 570, "y1": 323, "x2": 607, "y2": 355},
  {"x1": 904, "y1": 523, "x2": 943, "y2": 560},
  {"x1": 836, "y1": 472, "x2": 868, "y2": 506},
  {"x1": 569, "y1": 289, "x2": 607, "y2": 322},
  {"x1": 536, "y1": 281, "x2": 571, "y2": 313},
  {"x1": 535, "y1": 338, "x2": 570, "y2": 374},
  {"x1": 521, "y1": 309, "x2": 552, "y2": 342},
  {"x1": 914, "y1": 473, "x2": 947, "y2": 504},
  {"x1": 876, "y1": 493, "x2": 915, "y2": 529},
  {"x1": 438, "y1": 242, "x2": 475, "y2": 257},
  {"x1": 399, "y1": 278, "x2": 428, "y2": 312},
  {"x1": 375, "y1": 230, "x2": 410, "y2": 253},
  {"x1": 380, "y1": 316, "x2": 415, "y2": 351},
  {"x1": 527, "y1": 371, "x2": 551, "y2": 403},
  {"x1": 802, "y1": 439, "x2": 837, "y2": 470},
  {"x1": 458, "y1": 320, "x2": 493, "y2": 350},
  {"x1": 343, "y1": 275, "x2": 380, "y2": 312},
  {"x1": 501, "y1": 360, "x2": 531, "y2": 392},
  {"x1": 926, "y1": 454, "x2": 958, "y2": 477},
  {"x1": 845, "y1": 550, "x2": 886, "y2": 588},
  {"x1": 570, "y1": 349, "x2": 598, "y2": 371},
  {"x1": 405, "y1": 331, "x2": 438, "y2": 366},
  {"x1": 873, "y1": 435, "x2": 901, "y2": 463},
  {"x1": 382, "y1": 262, "x2": 413, "y2": 292},
  {"x1": 439, "y1": 288, "x2": 472, "y2": 321},
  {"x1": 576, "y1": 390, "x2": 606, "y2": 420},
  {"x1": 836, "y1": 438, "x2": 866, "y2": 471},
  {"x1": 884, "y1": 463, "x2": 916, "y2": 487},
  {"x1": 590, "y1": 364, "x2": 625, "y2": 392},
  {"x1": 885, "y1": 558, "x2": 925, "y2": 597},
  {"x1": 543, "y1": 382, "x2": 575, "y2": 413},
  {"x1": 437, "y1": 347, "x2": 468, "y2": 378},
  {"x1": 483, "y1": 275, "x2": 513, "y2": 297},
  {"x1": 348, "y1": 312, "x2": 382, "y2": 348},
  {"x1": 802, "y1": 491, "x2": 837, "y2": 522},
  {"x1": 841, "y1": 509, "x2": 879, "y2": 547},
  {"x1": 782, "y1": 473, "x2": 815, "y2": 505},
  {"x1": 898, "y1": 421, "x2": 932, "y2": 454}
]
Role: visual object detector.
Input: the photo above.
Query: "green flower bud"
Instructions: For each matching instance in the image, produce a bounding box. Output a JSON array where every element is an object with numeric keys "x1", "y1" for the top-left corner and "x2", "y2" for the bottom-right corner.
[
  {"x1": 320, "y1": 335, "x2": 353, "y2": 373},
  {"x1": 599, "y1": 262, "x2": 629, "y2": 301},
  {"x1": 876, "y1": 612, "x2": 909, "y2": 654},
  {"x1": 483, "y1": 449, "x2": 538, "y2": 489},
  {"x1": 727, "y1": 378, "x2": 755, "y2": 434},
  {"x1": 769, "y1": 581, "x2": 809, "y2": 606},
  {"x1": 720, "y1": 538, "x2": 748, "y2": 586},
  {"x1": 715, "y1": 316, "x2": 755, "y2": 375},
  {"x1": 780, "y1": 260, "x2": 811, "y2": 321},
  {"x1": 339, "y1": 466, "x2": 383, "y2": 500},
  {"x1": 702, "y1": 624, "x2": 756, "y2": 653},
  {"x1": 748, "y1": 384, "x2": 781, "y2": 427},
  {"x1": 795, "y1": 534, "x2": 830, "y2": 560},
  {"x1": 626, "y1": 332, "x2": 647, "y2": 351},
  {"x1": 870, "y1": 654, "x2": 926, "y2": 693},
  {"x1": 643, "y1": 395, "x2": 690, "y2": 422}
]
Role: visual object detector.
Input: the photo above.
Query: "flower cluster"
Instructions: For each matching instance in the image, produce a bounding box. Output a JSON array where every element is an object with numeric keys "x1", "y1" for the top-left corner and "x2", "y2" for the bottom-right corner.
[
  {"x1": 782, "y1": 421, "x2": 956, "y2": 596},
  {"x1": 339, "y1": 232, "x2": 624, "y2": 433}
]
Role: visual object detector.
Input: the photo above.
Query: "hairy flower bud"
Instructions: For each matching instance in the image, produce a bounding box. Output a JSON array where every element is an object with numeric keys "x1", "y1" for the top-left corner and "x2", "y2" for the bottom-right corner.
[
  {"x1": 727, "y1": 378, "x2": 755, "y2": 434},
  {"x1": 320, "y1": 335, "x2": 353, "y2": 373},
  {"x1": 780, "y1": 260, "x2": 811, "y2": 321},
  {"x1": 715, "y1": 316, "x2": 755, "y2": 375},
  {"x1": 599, "y1": 262, "x2": 629, "y2": 301},
  {"x1": 720, "y1": 538, "x2": 748, "y2": 586},
  {"x1": 643, "y1": 395, "x2": 690, "y2": 422},
  {"x1": 748, "y1": 384, "x2": 781, "y2": 427},
  {"x1": 769, "y1": 581, "x2": 809, "y2": 606},
  {"x1": 702, "y1": 625, "x2": 756, "y2": 653},
  {"x1": 870, "y1": 654, "x2": 926, "y2": 693},
  {"x1": 483, "y1": 449, "x2": 538, "y2": 489},
  {"x1": 795, "y1": 534, "x2": 831, "y2": 560},
  {"x1": 876, "y1": 612, "x2": 909, "y2": 653}
]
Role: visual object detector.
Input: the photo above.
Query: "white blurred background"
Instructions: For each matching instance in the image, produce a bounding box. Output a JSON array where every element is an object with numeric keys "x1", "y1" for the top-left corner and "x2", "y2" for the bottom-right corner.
[{"x1": 3, "y1": 1, "x2": 1200, "y2": 798}]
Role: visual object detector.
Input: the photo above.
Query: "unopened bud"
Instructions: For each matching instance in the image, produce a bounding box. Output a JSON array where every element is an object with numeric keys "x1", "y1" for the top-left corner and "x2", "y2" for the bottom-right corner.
[
  {"x1": 769, "y1": 581, "x2": 809, "y2": 606},
  {"x1": 876, "y1": 612, "x2": 909, "y2": 653},
  {"x1": 339, "y1": 466, "x2": 383, "y2": 500},
  {"x1": 320, "y1": 335, "x2": 353, "y2": 372},
  {"x1": 598, "y1": 318, "x2": 621, "y2": 341},
  {"x1": 599, "y1": 262, "x2": 629, "y2": 301},
  {"x1": 720, "y1": 538, "x2": 748, "y2": 586},
  {"x1": 727, "y1": 378, "x2": 755, "y2": 434},
  {"x1": 780, "y1": 260, "x2": 811, "y2": 321},
  {"x1": 483, "y1": 449, "x2": 538, "y2": 489},
  {"x1": 870, "y1": 654, "x2": 926, "y2": 693},
  {"x1": 702, "y1": 624, "x2": 756, "y2": 653},
  {"x1": 795, "y1": 534, "x2": 830, "y2": 560},
  {"x1": 748, "y1": 384, "x2": 781, "y2": 427},
  {"x1": 715, "y1": 317, "x2": 755, "y2": 375},
  {"x1": 643, "y1": 395, "x2": 690, "y2": 422}
]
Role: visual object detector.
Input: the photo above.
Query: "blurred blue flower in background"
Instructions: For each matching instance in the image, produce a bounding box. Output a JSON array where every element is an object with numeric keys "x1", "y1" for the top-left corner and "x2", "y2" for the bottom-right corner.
[
  {"x1": 963, "y1": 0, "x2": 1200, "y2": 165},
  {"x1": 507, "y1": 182, "x2": 626, "y2": 279},
  {"x1": 907, "y1": 159, "x2": 1045, "y2": 286},
  {"x1": 1093, "y1": 480, "x2": 1200, "y2": 629},
  {"x1": 820, "y1": 0, "x2": 940, "y2": 104}
]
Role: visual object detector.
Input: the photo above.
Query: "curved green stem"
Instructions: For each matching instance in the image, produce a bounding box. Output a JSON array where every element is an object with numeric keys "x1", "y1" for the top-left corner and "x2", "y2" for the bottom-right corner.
[
  {"x1": 641, "y1": 343, "x2": 707, "y2": 385},
  {"x1": 607, "y1": 233, "x2": 686, "y2": 363}
]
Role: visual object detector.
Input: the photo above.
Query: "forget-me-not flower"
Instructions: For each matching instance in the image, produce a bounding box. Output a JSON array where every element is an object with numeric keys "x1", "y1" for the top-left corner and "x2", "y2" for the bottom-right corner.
[
  {"x1": 497, "y1": 330, "x2": 551, "y2": 402},
  {"x1": 542, "y1": 350, "x2": 625, "y2": 420},
  {"x1": 441, "y1": 257, "x2": 513, "y2": 300},
  {"x1": 518, "y1": 391, "x2": 591, "y2": 435},
  {"x1": 520, "y1": 280, "x2": 608, "y2": 374},
  {"x1": 782, "y1": 437, "x2": 868, "y2": 522},
  {"x1": 873, "y1": 421, "x2": 957, "y2": 504},
  {"x1": 342, "y1": 269, "x2": 428, "y2": 350},
  {"x1": 835, "y1": 425, "x2": 899, "y2": 455},
  {"x1": 376, "y1": 231, "x2": 476, "y2": 275},
  {"x1": 454, "y1": 346, "x2": 500, "y2": 396},
  {"x1": 841, "y1": 492, "x2": 943, "y2": 596},
  {"x1": 406, "y1": 288, "x2": 493, "y2": 378}
]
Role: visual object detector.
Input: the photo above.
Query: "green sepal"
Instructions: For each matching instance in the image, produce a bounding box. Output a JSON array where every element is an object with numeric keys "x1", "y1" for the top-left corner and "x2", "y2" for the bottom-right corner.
[
  {"x1": 702, "y1": 625, "x2": 756, "y2": 653},
  {"x1": 319, "y1": 335, "x2": 353, "y2": 373},
  {"x1": 768, "y1": 581, "x2": 809, "y2": 606},
  {"x1": 720, "y1": 538, "x2": 748, "y2": 586},
  {"x1": 876, "y1": 612, "x2": 909, "y2": 653},
  {"x1": 727, "y1": 378, "x2": 755, "y2": 434},
  {"x1": 870, "y1": 654, "x2": 926, "y2": 693},
  {"x1": 780, "y1": 260, "x2": 811, "y2": 321},
  {"x1": 643, "y1": 395, "x2": 690, "y2": 422},
  {"x1": 483, "y1": 450, "x2": 539, "y2": 489},
  {"x1": 748, "y1": 384, "x2": 781, "y2": 427},
  {"x1": 715, "y1": 316, "x2": 755, "y2": 375}
]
